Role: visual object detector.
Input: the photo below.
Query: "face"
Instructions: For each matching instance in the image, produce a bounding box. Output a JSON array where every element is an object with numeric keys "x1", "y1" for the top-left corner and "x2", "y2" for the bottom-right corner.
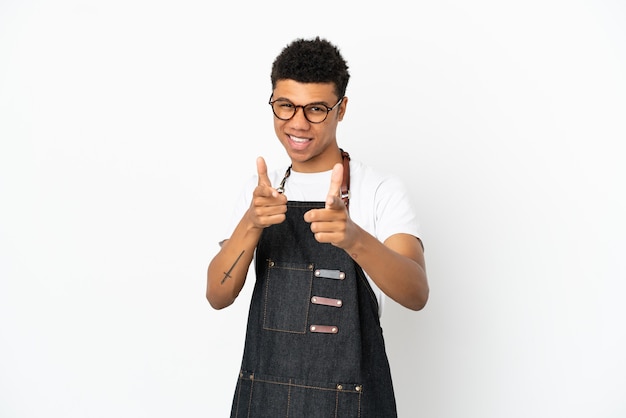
[{"x1": 271, "y1": 79, "x2": 347, "y2": 173}]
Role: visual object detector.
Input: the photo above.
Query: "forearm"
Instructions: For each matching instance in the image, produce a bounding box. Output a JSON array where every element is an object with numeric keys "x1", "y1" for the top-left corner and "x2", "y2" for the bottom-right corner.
[
  {"x1": 206, "y1": 217, "x2": 263, "y2": 310},
  {"x1": 344, "y1": 228, "x2": 429, "y2": 311}
]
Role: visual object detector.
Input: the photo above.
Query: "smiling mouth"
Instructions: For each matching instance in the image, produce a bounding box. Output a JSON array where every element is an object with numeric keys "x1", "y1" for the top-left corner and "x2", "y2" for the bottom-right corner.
[{"x1": 289, "y1": 135, "x2": 311, "y2": 143}]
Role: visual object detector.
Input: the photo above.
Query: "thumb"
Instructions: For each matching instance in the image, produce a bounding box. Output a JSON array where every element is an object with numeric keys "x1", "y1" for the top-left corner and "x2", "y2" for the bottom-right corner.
[
  {"x1": 325, "y1": 163, "x2": 344, "y2": 209},
  {"x1": 256, "y1": 157, "x2": 272, "y2": 187}
]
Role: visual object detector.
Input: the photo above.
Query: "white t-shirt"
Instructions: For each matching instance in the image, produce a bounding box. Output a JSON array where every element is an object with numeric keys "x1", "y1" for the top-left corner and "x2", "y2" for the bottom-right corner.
[{"x1": 224, "y1": 158, "x2": 422, "y2": 317}]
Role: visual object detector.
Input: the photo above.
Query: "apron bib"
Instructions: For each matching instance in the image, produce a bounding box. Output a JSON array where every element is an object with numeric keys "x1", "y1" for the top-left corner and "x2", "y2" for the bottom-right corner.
[{"x1": 231, "y1": 156, "x2": 397, "y2": 417}]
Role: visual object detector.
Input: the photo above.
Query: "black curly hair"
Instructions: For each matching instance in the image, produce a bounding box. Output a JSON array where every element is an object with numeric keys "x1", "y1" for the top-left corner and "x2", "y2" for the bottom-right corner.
[{"x1": 270, "y1": 37, "x2": 350, "y2": 99}]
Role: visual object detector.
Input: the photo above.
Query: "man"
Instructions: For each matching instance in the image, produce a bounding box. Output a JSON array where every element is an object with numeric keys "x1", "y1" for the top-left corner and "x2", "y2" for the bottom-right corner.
[{"x1": 206, "y1": 37, "x2": 428, "y2": 417}]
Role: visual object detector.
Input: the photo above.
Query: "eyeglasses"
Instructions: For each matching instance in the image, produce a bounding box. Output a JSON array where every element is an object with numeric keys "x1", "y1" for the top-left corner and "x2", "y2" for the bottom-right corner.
[{"x1": 269, "y1": 95, "x2": 344, "y2": 124}]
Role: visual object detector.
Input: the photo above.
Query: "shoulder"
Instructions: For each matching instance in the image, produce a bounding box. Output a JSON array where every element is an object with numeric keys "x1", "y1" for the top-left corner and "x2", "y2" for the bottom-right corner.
[
  {"x1": 351, "y1": 159, "x2": 404, "y2": 181},
  {"x1": 350, "y1": 159, "x2": 410, "y2": 197},
  {"x1": 348, "y1": 157, "x2": 421, "y2": 240}
]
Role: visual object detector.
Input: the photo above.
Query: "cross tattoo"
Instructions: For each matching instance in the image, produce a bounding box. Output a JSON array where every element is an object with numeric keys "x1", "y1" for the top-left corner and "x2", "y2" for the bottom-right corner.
[{"x1": 221, "y1": 250, "x2": 245, "y2": 284}]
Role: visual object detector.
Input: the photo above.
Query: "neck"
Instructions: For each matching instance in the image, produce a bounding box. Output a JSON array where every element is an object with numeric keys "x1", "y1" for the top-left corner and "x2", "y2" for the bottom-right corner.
[{"x1": 291, "y1": 146, "x2": 344, "y2": 173}]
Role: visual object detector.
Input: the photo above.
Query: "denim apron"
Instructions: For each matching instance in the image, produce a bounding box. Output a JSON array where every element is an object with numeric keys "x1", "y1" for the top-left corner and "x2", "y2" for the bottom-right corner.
[{"x1": 231, "y1": 158, "x2": 397, "y2": 417}]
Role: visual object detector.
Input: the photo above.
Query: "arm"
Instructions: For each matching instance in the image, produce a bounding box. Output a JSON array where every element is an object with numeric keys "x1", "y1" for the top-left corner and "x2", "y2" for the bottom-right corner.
[
  {"x1": 303, "y1": 164, "x2": 429, "y2": 311},
  {"x1": 343, "y1": 229, "x2": 428, "y2": 311},
  {"x1": 206, "y1": 157, "x2": 288, "y2": 310}
]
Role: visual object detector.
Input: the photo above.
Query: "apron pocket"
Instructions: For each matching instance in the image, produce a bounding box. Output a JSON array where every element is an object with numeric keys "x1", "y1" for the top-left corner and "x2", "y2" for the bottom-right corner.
[
  {"x1": 233, "y1": 371, "x2": 363, "y2": 418},
  {"x1": 262, "y1": 260, "x2": 314, "y2": 333}
]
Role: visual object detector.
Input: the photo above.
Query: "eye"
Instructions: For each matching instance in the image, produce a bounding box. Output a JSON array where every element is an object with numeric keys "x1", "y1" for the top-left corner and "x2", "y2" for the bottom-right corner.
[
  {"x1": 306, "y1": 105, "x2": 327, "y2": 114},
  {"x1": 277, "y1": 101, "x2": 294, "y2": 109}
]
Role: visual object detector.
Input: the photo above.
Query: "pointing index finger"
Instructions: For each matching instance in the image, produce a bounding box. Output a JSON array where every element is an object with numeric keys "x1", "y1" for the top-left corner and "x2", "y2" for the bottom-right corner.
[
  {"x1": 256, "y1": 157, "x2": 272, "y2": 187},
  {"x1": 326, "y1": 163, "x2": 344, "y2": 209}
]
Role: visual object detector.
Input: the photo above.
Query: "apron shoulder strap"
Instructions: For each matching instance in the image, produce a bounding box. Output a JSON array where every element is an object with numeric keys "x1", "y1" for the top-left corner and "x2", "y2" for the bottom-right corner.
[{"x1": 339, "y1": 149, "x2": 351, "y2": 210}]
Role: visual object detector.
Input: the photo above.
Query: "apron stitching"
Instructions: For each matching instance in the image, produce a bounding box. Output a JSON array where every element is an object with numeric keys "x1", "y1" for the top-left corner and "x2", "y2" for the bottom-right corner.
[
  {"x1": 246, "y1": 374, "x2": 254, "y2": 418},
  {"x1": 286, "y1": 379, "x2": 292, "y2": 418},
  {"x1": 234, "y1": 372, "x2": 243, "y2": 417},
  {"x1": 262, "y1": 266, "x2": 271, "y2": 331},
  {"x1": 262, "y1": 260, "x2": 315, "y2": 334},
  {"x1": 261, "y1": 327, "x2": 307, "y2": 334},
  {"x1": 242, "y1": 377, "x2": 362, "y2": 392}
]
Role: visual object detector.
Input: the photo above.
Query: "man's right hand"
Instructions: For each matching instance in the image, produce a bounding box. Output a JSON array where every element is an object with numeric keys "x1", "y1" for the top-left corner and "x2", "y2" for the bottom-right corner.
[{"x1": 247, "y1": 157, "x2": 288, "y2": 229}]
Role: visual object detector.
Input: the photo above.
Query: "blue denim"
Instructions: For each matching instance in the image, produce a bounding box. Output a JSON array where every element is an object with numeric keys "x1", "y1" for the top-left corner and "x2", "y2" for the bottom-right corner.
[{"x1": 231, "y1": 201, "x2": 397, "y2": 417}]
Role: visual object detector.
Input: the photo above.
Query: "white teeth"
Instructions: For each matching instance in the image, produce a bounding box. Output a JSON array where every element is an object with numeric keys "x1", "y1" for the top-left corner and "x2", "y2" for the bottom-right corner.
[{"x1": 290, "y1": 135, "x2": 309, "y2": 143}]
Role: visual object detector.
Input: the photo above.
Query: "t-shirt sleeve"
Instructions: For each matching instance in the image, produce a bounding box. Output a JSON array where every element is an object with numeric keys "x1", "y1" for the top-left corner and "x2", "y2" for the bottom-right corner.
[
  {"x1": 374, "y1": 175, "x2": 423, "y2": 245},
  {"x1": 221, "y1": 175, "x2": 256, "y2": 244}
]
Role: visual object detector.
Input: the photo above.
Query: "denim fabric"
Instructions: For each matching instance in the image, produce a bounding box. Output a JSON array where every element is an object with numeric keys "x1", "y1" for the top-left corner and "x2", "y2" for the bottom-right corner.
[{"x1": 231, "y1": 201, "x2": 397, "y2": 417}]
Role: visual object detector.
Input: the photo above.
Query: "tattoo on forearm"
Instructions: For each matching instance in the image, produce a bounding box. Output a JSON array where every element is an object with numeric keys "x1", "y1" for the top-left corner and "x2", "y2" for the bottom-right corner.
[{"x1": 221, "y1": 250, "x2": 245, "y2": 284}]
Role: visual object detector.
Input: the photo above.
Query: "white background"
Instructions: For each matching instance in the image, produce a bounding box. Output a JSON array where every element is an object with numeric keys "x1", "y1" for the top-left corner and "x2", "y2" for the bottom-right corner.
[{"x1": 1, "y1": 0, "x2": 625, "y2": 417}]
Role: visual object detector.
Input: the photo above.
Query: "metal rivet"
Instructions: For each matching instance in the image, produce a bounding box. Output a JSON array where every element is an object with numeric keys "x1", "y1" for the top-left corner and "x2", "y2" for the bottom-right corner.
[
  {"x1": 249, "y1": 374, "x2": 254, "y2": 380},
  {"x1": 336, "y1": 300, "x2": 342, "y2": 306},
  {"x1": 314, "y1": 270, "x2": 320, "y2": 276},
  {"x1": 356, "y1": 385, "x2": 362, "y2": 392},
  {"x1": 332, "y1": 327, "x2": 337, "y2": 333},
  {"x1": 310, "y1": 326, "x2": 316, "y2": 331},
  {"x1": 311, "y1": 297, "x2": 317, "y2": 303},
  {"x1": 339, "y1": 272, "x2": 346, "y2": 279},
  {"x1": 337, "y1": 384, "x2": 343, "y2": 390},
  {"x1": 308, "y1": 264, "x2": 314, "y2": 270},
  {"x1": 269, "y1": 261, "x2": 275, "y2": 267}
]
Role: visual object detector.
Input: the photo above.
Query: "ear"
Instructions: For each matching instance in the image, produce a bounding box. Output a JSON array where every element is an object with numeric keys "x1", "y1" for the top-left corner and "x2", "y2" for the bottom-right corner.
[{"x1": 337, "y1": 96, "x2": 348, "y2": 121}]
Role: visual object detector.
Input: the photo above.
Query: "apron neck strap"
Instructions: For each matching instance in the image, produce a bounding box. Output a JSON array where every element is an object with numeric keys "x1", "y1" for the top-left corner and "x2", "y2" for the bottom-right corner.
[
  {"x1": 339, "y1": 149, "x2": 351, "y2": 210},
  {"x1": 276, "y1": 148, "x2": 351, "y2": 210}
]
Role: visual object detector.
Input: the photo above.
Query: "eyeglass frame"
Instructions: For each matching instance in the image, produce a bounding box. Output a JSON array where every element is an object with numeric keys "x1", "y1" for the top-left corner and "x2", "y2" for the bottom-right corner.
[{"x1": 268, "y1": 94, "x2": 345, "y2": 124}]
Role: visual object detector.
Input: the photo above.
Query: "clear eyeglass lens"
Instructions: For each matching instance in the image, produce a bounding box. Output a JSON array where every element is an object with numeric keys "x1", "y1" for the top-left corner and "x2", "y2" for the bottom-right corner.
[
  {"x1": 272, "y1": 101, "x2": 328, "y2": 123},
  {"x1": 272, "y1": 101, "x2": 294, "y2": 120},
  {"x1": 303, "y1": 105, "x2": 328, "y2": 123}
]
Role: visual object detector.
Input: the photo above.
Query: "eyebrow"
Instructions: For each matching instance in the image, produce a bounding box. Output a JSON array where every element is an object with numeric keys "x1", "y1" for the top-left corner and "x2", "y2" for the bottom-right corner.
[{"x1": 274, "y1": 97, "x2": 331, "y2": 106}]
